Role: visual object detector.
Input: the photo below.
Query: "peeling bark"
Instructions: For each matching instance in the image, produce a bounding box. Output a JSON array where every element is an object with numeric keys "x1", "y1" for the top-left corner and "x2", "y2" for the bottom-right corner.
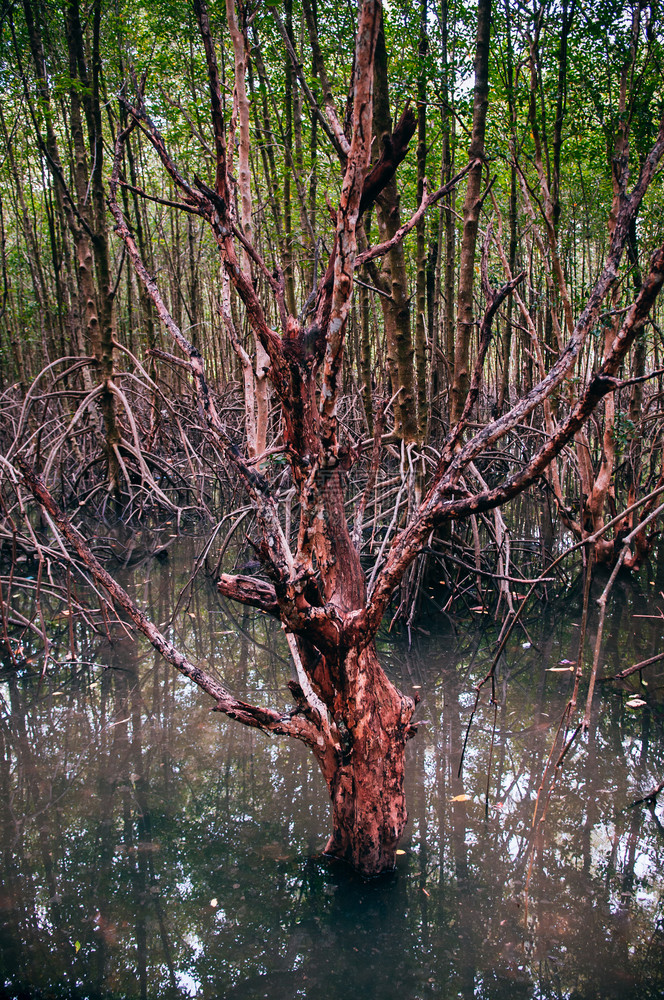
[{"x1": 319, "y1": 643, "x2": 416, "y2": 874}]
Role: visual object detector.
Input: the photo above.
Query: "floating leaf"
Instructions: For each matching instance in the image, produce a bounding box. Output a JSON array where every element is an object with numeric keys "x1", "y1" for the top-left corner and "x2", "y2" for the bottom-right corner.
[
  {"x1": 210, "y1": 898, "x2": 218, "y2": 908},
  {"x1": 422, "y1": 888, "x2": 430, "y2": 897},
  {"x1": 451, "y1": 794, "x2": 470, "y2": 803},
  {"x1": 522, "y1": 642, "x2": 531, "y2": 649},
  {"x1": 547, "y1": 666, "x2": 574, "y2": 672},
  {"x1": 559, "y1": 658, "x2": 575, "y2": 665},
  {"x1": 626, "y1": 698, "x2": 647, "y2": 709},
  {"x1": 396, "y1": 849, "x2": 406, "y2": 856},
  {"x1": 74, "y1": 941, "x2": 81, "y2": 953}
]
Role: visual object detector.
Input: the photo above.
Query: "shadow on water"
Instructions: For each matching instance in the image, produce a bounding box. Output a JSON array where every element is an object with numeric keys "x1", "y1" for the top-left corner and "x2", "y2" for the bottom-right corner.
[{"x1": 1, "y1": 535, "x2": 664, "y2": 999}]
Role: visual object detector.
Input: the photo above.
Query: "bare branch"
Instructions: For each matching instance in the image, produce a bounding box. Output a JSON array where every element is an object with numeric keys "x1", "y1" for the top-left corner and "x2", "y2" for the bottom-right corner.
[
  {"x1": 320, "y1": 0, "x2": 381, "y2": 454},
  {"x1": 355, "y1": 159, "x2": 478, "y2": 268},
  {"x1": 119, "y1": 179, "x2": 202, "y2": 216},
  {"x1": 272, "y1": 5, "x2": 350, "y2": 164},
  {"x1": 217, "y1": 573, "x2": 279, "y2": 616},
  {"x1": 17, "y1": 461, "x2": 321, "y2": 748}
]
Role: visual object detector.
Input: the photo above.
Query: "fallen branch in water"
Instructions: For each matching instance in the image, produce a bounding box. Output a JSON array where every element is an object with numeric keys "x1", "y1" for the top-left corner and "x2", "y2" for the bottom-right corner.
[
  {"x1": 627, "y1": 779, "x2": 664, "y2": 809},
  {"x1": 601, "y1": 650, "x2": 664, "y2": 681}
]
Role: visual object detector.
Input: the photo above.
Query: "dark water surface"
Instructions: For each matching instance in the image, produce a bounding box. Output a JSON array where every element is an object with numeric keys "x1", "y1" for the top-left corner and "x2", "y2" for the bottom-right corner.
[{"x1": 1, "y1": 537, "x2": 664, "y2": 999}]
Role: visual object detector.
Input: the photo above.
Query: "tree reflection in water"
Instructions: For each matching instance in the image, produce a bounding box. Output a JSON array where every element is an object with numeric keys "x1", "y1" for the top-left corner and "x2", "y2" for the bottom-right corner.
[{"x1": 1, "y1": 539, "x2": 663, "y2": 999}]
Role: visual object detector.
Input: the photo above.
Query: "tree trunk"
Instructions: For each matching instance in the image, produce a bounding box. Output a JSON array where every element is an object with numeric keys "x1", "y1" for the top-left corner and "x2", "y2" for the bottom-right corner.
[
  {"x1": 316, "y1": 642, "x2": 413, "y2": 875},
  {"x1": 283, "y1": 0, "x2": 297, "y2": 317},
  {"x1": 372, "y1": 13, "x2": 419, "y2": 443},
  {"x1": 497, "y1": 0, "x2": 517, "y2": 412},
  {"x1": 415, "y1": 0, "x2": 429, "y2": 441},
  {"x1": 450, "y1": 0, "x2": 491, "y2": 425}
]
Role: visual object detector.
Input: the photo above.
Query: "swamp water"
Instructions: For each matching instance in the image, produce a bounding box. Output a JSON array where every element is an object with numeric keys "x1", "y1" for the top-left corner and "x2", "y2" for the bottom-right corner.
[{"x1": 1, "y1": 535, "x2": 664, "y2": 999}]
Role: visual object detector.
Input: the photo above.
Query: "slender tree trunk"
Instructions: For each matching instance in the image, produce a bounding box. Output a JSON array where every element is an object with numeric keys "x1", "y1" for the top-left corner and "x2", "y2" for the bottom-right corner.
[
  {"x1": 450, "y1": 0, "x2": 491, "y2": 425},
  {"x1": 438, "y1": 0, "x2": 456, "y2": 399},
  {"x1": 497, "y1": 0, "x2": 517, "y2": 412},
  {"x1": 82, "y1": 0, "x2": 121, "y2": 491},
  {"x1": 628, "y1": 220, "x2": 645, "y2": 429},
  {"x1": 24, "y1": 0, "x2": 120, "y2": 489},
  {"x1": 415, "y1": 0, "x2": 429, "y2": 441},
  {"x1": 373, "y1": 13, "x2": 419, "y2": 442},
  {"x1": 498, "y1": 160, "x2": 517, "y2": 411},
  {"x1": 360, "y1": 216, "x2": 374, "y2": 433},
  {"x1": 283, "y1": 0, "x2": 297, "y2": 317},
  {"x1": 226, "y1": 0, "x2": 269, "y2": 459},
  {"x1": 122, "y1": 120, "x2": 161, "y2": 444}
]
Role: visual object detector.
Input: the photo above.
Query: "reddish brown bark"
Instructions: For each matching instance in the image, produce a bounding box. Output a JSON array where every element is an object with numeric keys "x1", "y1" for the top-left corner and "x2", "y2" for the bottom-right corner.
[{"x1": 318, "y1": 643, "x2": 415, "y2": 873}]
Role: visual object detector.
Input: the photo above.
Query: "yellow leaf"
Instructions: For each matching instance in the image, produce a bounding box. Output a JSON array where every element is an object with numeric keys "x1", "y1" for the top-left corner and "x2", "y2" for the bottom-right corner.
[
  {"x1": 210, "y1": 898, "x2": 218, "y2": 908},
  {"x1": 74, "y1": 941, "x2": 81, "y2": 953},
  {"x1": 396, "y1": 849, "x2": 406, "y2": 856},
  {"x1": 452, "y1": 794, "x2": 470, "y2": 803}
]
